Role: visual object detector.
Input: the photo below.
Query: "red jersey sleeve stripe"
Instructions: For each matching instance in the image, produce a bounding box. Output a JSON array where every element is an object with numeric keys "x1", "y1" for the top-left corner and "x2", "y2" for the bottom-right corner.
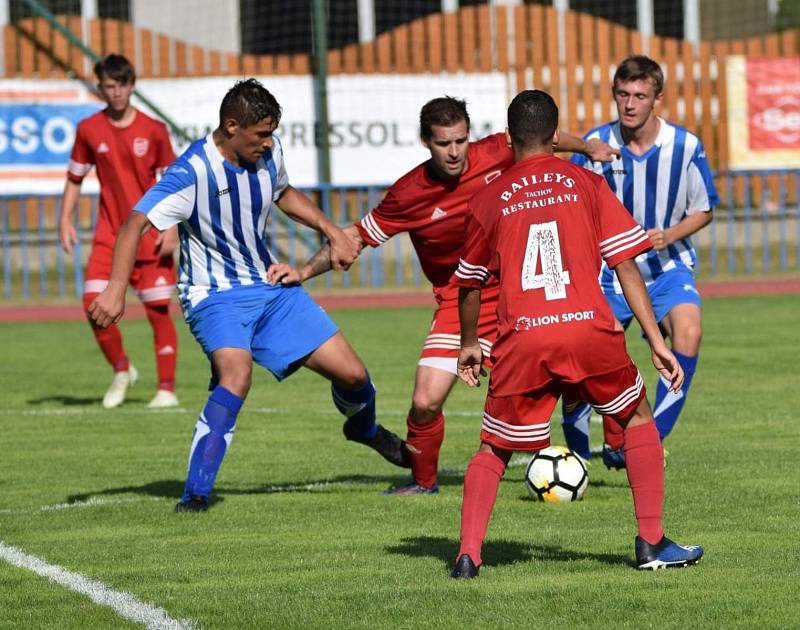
[
  {"x1": 67, "y1": 159, "x2": 92, "y2": 178},
  {"x1": 601, "y1": 232, "x2": 651, "y2": 260},
  {"x1": 599, "y1": 225, "x2": 646, "y2": 249},
  {"x1": 359, "y1": 212, "x2": 390, "y2": 244}
]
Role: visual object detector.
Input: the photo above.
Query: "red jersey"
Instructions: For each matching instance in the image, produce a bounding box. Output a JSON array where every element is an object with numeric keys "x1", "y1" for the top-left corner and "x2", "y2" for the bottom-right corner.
[
  {"x1": 452, "y1": 153, "x2": 652, "y2": 396},
  {"x1": 356, "y1": 133, "x2": 513, "y2": 301},
  {"x1": 67, "y1": 109, "x2": 175, "y2": 261}
]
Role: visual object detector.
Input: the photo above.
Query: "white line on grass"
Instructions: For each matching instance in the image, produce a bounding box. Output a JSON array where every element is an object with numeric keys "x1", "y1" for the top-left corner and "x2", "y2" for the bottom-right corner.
[
  {"x1": 0, "y1": 406, "x2": 483, "y2": 418},
  {"x1": 40, "y1": 497, "x2": 162, "y2": 511},
  {"x1": 0, "y1": 541, "x2": 197, "y2": 630}
]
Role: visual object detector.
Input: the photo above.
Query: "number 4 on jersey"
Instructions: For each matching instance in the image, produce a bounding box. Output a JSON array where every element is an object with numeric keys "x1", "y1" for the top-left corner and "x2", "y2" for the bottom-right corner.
[{"x1": 521, "y1": 221, "x2": 570, "y2": 300}]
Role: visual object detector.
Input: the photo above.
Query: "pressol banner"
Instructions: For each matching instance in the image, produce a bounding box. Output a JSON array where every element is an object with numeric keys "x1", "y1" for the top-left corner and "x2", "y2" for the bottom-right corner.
[{"x1": 0, "y1": 74, "x2": 509, "y2": 194}]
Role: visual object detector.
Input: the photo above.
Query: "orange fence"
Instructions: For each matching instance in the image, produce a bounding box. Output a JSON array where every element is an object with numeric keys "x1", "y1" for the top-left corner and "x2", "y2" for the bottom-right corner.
[{"x1": 3, "y1": 6, "x2": 800, "y2": 204}]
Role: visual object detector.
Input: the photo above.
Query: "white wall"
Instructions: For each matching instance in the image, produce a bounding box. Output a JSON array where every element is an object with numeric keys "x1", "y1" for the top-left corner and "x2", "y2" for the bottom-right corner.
[{"x1": 131, "y1": 0, "x2": 240, "y2": 54}]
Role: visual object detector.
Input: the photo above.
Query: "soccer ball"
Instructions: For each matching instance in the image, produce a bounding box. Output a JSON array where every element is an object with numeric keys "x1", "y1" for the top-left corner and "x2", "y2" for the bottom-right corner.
[{"x1": 524, "y1": 446, "x2": 588, "y2": 502}]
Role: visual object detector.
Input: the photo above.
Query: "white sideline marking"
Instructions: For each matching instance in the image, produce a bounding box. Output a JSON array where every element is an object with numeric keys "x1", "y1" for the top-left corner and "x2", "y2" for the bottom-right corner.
[
  {"x1": 40, "y1": 497, "x2": 161, "y2": 512},
  {"x1": 0, "y1": 406, "x2": 483, "y2": 418},
  {"x1": 0, "y1": 541, "x2": 197, "y2": 630}
]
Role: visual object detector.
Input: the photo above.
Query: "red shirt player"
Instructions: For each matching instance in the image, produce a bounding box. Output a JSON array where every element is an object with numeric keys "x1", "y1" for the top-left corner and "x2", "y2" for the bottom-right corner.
[
  {"x1": 449, "y1": 90, "x2": 703, "y2": 579},
  {"x1": 268, "y1": 96, "x2": 618, "y2": 494},
  {"x1": 59, "y1": 54, "x2": 179, "y2": 410}
]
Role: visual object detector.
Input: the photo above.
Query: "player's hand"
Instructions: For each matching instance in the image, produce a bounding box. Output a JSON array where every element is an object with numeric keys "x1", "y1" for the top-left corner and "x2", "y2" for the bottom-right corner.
[
  {"x1": 646, "y1": 228, "x2": 671, "y2": 251},
  {"x1": 266, "y1": 262, "x2": 303, "y2": 285},
  {"x1": 87, "y1": 286, "x2": 127, "y2": 329},
  {"x1": 584, "y1": 137, "x2": 620, "y2": 163},
  {"x1": 328, "y1": 228, "x2": 359, "y2": 271},
  {"x1": 457, "y1": 344, "x2": 486, "y2": 387},
  {"x1": 154, "y1": 226, "x2": 179, "y2": 256},
  {"x1": 650, "y1": 343, "x2": 684, "y2": 393},
  {"x1": 59, "y1": 222, "x2": 78, "y2": 255}
]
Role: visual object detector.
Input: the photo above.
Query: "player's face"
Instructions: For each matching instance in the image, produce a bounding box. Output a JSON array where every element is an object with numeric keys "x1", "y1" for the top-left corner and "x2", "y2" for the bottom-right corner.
[
  {"x1": 613, "y1": 78, "x2": 663, "y2": 132},
  {"x1": 231, "y1": 117, "x2": 278, "y2": 165},
  {"x1": 422, "y1": 120, "x2": 470, "y2": 180},
  {"x1": 98, "y1": 77, "x2": 135, "y2": 113}
]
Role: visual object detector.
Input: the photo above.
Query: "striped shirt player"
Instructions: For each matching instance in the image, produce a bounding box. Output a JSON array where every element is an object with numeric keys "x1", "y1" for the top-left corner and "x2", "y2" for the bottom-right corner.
[
  {"x1": 452, "y1": 153, "x2": 652, "y2": 451},
  {"x1": 571, "y1": 118, "x2": 719, "y2": 299},
  {"x1": 568, "y1": 115, "x2": 719, "y2": 451},
  {"x1": 135, "y1": 132, "x2": 290, "y2": 315},
  {"x1": 95, "y1": 79, "x2": 409, "y2": 512}
]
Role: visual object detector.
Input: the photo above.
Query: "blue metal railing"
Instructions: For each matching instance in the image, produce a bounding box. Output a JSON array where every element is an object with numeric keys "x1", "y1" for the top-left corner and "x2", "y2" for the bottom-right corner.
[{"x1": 1, "y1": 172, "x2": 798, "y2": 300}]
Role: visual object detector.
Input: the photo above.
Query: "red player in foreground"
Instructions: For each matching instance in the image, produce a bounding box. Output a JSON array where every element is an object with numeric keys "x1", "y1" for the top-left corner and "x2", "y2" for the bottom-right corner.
[
  {"x1": 269, "y1": 97, "x2": 617, "y2": 495},
  {"x1": 59, "y1": 54, "x2": 179, "y2": 409},
  {"x1": 450, "y1": 90, "x2": 703, "y2": 578}
]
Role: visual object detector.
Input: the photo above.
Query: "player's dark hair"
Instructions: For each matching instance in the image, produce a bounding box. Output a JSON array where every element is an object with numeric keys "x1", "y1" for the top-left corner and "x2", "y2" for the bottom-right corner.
[
  {"x1": 419, "y1": 96, "x2": 470, "y2": 140},
  {"x1": 613, "y1": 55, "x2": 664, "y2": 94},
  {"x1": 219, "y1": 78, "x2": 282, "y2": 127},
  {"x1": 94, "y1": 54, "x2": 136, "y2": 84},
  {"x1": 507, "y1": 90, "x2": 559, "y2": 149}
]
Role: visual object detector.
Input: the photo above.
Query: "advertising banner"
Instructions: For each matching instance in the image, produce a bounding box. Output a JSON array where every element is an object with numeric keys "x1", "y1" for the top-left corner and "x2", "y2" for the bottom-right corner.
[
  {"x1": 1, "y1": 74, "x2": 509, "y2": 194},
  {"x1": 727, "y1": 55, "x2": 800, "y2": 169}
]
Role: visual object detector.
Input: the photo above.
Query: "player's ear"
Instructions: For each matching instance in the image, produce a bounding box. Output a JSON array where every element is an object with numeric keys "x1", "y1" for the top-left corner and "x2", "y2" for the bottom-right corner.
[
  {"x1": 551, "y1": 128, "x2": 560, "y2": 147},
  {"x1": 505, "y1": 128, "x2": 512, "y2": 147},
  {"x1": 223, "y1": 118, "x2": 239, "y2": 137}
]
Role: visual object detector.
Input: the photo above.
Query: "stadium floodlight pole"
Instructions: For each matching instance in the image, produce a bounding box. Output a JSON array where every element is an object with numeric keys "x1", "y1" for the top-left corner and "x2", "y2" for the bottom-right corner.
[
  {"x1": 357, "y1": 0, "x2": 375, "y2": 43},
  {"x1": 311, "y1": 0, "x2": 331, "y2": 186},
  {"x1": 684, "y1": 0, "x2": 700, "y2": 50},
  {"x1": 0, "y1": 0, "x2": 7, "y2": 79},
  {"x1": 637, "y1": 0, "x2": 654, "y2": 55},
  {"x1": 19, "y1": 0, "x2": 192, "y2": 145}
]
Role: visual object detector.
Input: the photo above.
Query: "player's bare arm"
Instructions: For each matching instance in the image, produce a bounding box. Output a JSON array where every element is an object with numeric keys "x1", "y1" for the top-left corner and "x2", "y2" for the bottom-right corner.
[
  {"x1": 457, "y1": 286, "x2": 486, "y2": 387},
  {"x1": 646, "y1": 210, "x2": 713, "y2": 251},
  {"x1": 614, "y1": 259, "x2": 684, "y2": 392},
  {"x1": 154, "y1": 225, "x2": 179, "y2": 256},
  {"x1": 275, "y1": 185, "x2": 358, "y2": 270},
  {"x1": 88, "y1": 212, "x2": 152, "y2": 328},
  {"x1": 555, "y1": 131, "x2": 620, "y2": 162},
  {"x1": 267, "y1": 225, "x2": 364, "y2": 285},
  {"x1": 58, "y1": 179, "x2": 83, "y2": 255}
]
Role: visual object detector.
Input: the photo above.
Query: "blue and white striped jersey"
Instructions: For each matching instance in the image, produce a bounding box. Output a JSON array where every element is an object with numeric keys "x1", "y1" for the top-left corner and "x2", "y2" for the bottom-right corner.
[
  {"x1": 572, "y1": 118, "x2": 719, "y2": 294},
  {"x1": 134, "y1": 133, "x2": 289, "y2": 312}
]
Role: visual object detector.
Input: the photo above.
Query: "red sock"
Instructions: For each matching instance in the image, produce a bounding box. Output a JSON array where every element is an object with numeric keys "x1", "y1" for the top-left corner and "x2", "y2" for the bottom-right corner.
[
  {"x1": 457, "y1": 451, "x2": 507, "y2": 567},
  {"x1": 84, "y1": 293, "x2": 128, "y2": 372},
  {"x1": 603, "y1": 415, "x2": 625, "y2": 450},
  {"x1": 406, "y1": 413, "x2": 444, "y2": 488},
  {"x1": 624, "y1": 422, "x2": 665, "y2": 545},
  {"x1": 144, "y1": 303, "x2": 178, "y2": 392}
]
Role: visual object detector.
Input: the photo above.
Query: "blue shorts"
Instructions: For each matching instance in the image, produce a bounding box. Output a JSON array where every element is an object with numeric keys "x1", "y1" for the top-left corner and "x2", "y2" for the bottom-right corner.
[
  {"x1": 186, "y1": 283, "x2": 339, "y2": 381},
  {"x1": 605, "y1": 266, "x2": 701, "y2": 327}
]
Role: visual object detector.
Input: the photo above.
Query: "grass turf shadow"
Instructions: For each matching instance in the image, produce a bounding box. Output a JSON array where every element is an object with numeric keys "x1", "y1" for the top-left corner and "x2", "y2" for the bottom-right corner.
[{"x1": 385, "y1": 535, "x2": 631, "y2": 569}]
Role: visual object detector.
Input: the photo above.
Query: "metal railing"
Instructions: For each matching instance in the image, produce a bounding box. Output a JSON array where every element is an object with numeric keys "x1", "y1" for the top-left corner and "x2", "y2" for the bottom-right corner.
[{"x1": 1, "y1": 173, "x2": 798, "y2": 301}]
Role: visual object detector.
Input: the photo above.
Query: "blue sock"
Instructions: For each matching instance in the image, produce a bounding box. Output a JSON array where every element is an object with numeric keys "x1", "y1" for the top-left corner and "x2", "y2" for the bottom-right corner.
[
  {"x1": 654, "y1": 351, "x2": 698, "y2": 441},
  {"x1": 561, "y1": 401, "x2": 592, "y2": 461},
  {"x1": 181, "y1": 386, "x2": 243, "y2": 502},
  {"x1": 333, "y1": 373, "x2": 377, "y2": 441}
]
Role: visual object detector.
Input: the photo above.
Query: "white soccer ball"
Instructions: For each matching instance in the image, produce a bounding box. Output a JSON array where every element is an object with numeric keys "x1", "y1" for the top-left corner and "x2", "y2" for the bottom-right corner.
[{"x1": 525, "y1": 445, "x2": 588, "y2": 502}]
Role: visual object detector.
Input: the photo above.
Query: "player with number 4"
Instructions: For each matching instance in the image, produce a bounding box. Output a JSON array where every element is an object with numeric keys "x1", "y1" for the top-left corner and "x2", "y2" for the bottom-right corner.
[{"x1": 450, "y1": 89, "x2": 703, "y2": 578}]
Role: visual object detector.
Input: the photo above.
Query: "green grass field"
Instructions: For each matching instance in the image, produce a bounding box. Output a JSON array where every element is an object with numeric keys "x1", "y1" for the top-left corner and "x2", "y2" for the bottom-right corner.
[{"x1": 1, "y1": 294, "x2": 798, "y2": 629}]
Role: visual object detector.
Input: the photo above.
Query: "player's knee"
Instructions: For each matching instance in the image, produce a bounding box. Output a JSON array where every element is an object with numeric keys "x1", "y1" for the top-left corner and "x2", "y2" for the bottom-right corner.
[
  {"x1": 409, "y1": 394, "x2": 443, "y2": 422},
  {"x1": 217, "y1": 365, "x2": 252, "y2": 398},
  {"x1": 675, "y1": 322, "x2": 702, "y2": 353},
  {"x1": 332, "y1": 360, "x2": 368, "y2": 389}
]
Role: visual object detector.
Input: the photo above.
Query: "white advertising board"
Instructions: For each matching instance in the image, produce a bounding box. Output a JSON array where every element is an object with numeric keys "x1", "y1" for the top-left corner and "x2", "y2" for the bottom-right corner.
[{"x1": 0, "y1": 73, "x2": 510, "y2": 195}]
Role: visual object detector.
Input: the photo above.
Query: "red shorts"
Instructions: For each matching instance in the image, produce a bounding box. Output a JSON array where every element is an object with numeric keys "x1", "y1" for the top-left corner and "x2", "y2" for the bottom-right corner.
[
  {"x1": 84, "y1": 239, "x2": 176, "y2": 305},
  {"x1": 480, "y1": 362, "x2": 645, "y2": 451},
  {"x1": 419, "y1": 290, "x2": 499, "y2": 374}
]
